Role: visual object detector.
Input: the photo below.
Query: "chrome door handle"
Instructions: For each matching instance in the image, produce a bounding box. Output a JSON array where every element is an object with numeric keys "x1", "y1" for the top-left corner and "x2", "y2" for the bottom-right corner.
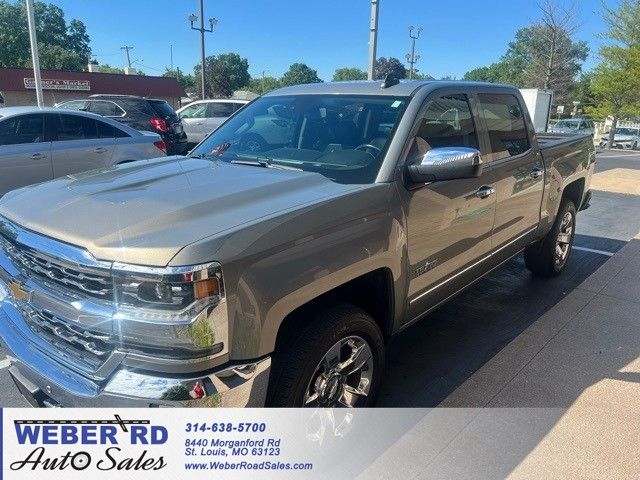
[
  {"x1": 530, "y1": 168, "x2": 544, "y2": 179},
  {"x1": 93, "y1": 147, "x2": 107, "y2": 153},
  {"x1": 475, "y1": 185, "x2": 496, "y2": 199},
  {"x1": 30, "y1": 153, "x2": 45, "y2": 159}
]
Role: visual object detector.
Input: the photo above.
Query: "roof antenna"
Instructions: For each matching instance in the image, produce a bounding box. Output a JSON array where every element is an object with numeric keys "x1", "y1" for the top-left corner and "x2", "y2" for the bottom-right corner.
[{"x1": 380, "y1": 74, "x2": 400, "y2": 89}]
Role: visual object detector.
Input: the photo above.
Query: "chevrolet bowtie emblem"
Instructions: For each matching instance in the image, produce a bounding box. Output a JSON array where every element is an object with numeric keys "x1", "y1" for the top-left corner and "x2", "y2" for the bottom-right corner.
[{"x1": 8, "y1": 281, "x2": 30, "y2": 302}]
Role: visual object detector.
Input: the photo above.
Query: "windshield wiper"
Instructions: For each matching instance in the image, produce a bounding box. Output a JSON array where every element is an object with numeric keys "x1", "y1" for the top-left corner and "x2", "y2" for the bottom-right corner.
[{"x1": 230, "y1": 157, "x2": 302, "y2": 171}]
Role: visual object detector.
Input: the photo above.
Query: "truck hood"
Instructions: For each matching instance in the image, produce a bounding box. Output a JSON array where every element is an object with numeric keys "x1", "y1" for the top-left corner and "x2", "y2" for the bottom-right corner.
[{"x1": 0, "y1": 157, "x2": 358, "y2": 266}]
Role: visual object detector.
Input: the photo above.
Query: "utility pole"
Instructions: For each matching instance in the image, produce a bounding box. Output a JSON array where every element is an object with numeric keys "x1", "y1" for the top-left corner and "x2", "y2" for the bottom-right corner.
[
  {"x1": 189, "y1": 0, "x2": 218, "y2": 100},
  {"x1": 121, "y1": 46, "x2": 134, "y2": 68},
  {"x1": 405, "y1": 26, "x2": 422, "y2": 79},
  {"x1": 25, "y1": 0, "x2": 43, "y2": 107},
  {"x1": 367, "y1": 0, "x2": 379, "y2": 81},
  {"x1": 170, "y1": 44, "x2": 174, "y2": 71}
]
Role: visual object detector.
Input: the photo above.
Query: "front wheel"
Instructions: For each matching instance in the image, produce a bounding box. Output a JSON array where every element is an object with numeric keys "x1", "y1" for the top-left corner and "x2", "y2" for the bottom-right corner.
[
  {"x1": 266, "y1": 304, "x2": 385, "y2": 408},
  {"x1": 524, "y1": 200, "x2": 576, "y2": 277}
]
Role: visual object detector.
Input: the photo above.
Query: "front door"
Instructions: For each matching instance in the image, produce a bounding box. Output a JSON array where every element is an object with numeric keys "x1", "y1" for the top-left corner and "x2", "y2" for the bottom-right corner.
[
  {"x1": 178, "y1": 102, "x2": 208, "y2": 144},
  {"x1": 403, "y1": 93, "x2": 496, "y2": 323},
  {"x1": 0, "y1": 113, "x2": 52, "y2": 196}
]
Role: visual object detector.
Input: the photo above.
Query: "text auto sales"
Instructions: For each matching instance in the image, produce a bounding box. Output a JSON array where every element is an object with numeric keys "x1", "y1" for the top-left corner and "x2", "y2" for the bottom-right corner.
[{"x1": 10, "y1": 416, "x2": 168, "y2": 472}]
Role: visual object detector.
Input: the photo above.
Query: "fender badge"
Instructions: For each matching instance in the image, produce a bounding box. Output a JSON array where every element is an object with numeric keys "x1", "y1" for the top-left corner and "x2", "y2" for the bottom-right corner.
[{"x1": 8, "y1": 281, "x2": 30, "y2": 302}]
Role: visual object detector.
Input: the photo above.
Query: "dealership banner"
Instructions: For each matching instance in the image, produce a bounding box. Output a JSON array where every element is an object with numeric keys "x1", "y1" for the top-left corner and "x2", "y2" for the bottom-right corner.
[{"x1": 1, "y1": 407, "x2": 631, "y2": 479}]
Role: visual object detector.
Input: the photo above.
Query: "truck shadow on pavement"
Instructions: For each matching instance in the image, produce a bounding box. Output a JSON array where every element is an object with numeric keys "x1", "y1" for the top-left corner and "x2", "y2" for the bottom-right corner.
[{"x1": 378, "y1": 239, "x2": 623, "y2": 407}]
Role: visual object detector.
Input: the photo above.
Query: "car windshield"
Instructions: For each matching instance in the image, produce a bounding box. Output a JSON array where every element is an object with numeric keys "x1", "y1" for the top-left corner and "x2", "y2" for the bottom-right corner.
[
  {"x1": 190, "y1": 94, "x2": 409, "y2": 184},
  {"x1": 554, "y1": 120, "x2": 580, "y2": 129},
  {"x1": 615, "y1": 128, "x2": 639, "y2": 136}
]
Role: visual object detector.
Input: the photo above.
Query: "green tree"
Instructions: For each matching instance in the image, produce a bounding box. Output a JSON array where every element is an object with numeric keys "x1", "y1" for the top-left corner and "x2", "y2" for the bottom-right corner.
[
  {"x1": 98, "y1": 64, "x2": 125, "y2": 74},
  {"x1": 591, "y1": 1, "x2": 640, "y2": 147},
  {"x1": 280, "y1": 63, "x2": 322, "y2": 86},
  {"x1": 374, "y1": 57, "x2": 407, "y2": 80},
  {"x1": 462, "y1": 1, "x2": 588, "y2": 101},
  {"x1": 163, "y1": 67, "x2": 196, "y2": 92},
  {"x1": 246, "y1": 76, "x2": 281, "y2": 95},
  {"x1": 332, "y1": 67, "x2": 367, "y2": 81},
  {"x1": 0, "y1": 0, "x2": 91, "y2": 70},
  {"x1": 412, "y1": 71, "x2": 435, "y2": 80},
  {"x1": 196, "y1": 52, "x2": 250, "y2": 98}
]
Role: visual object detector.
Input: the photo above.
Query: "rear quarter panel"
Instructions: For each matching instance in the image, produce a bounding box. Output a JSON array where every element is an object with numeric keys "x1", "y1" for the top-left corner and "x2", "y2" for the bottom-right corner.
[{"x1": 538, "y1": 134, "x2": 595, "y2": 234}]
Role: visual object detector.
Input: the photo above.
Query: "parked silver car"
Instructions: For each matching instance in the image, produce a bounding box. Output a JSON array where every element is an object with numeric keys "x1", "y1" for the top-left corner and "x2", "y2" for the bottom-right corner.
[
  {"x1": 598, "y1": 127, "x2": 640, "y2": 150},
  {"x1": 177, "y1": 99, "x2": 249, "y2": 145},
  {"x1": 0, "y1": 107, "x2": 167, "y2": 196},
  {"x1": 548, "y1": 118, "x2": 595, "y2": 136}
]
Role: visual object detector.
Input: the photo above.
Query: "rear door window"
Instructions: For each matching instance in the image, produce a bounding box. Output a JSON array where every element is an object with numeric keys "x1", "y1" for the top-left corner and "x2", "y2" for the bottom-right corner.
[
  {"x1": 0, "y1": 114, "x2": 45, "y2": 145},
  {"x1": 207, "y1": 102, "x2": 235, "y2": 117},
  {"x1": 89, "y1": 100, "x2": 125, "y2": 117},
  {"x1": 179, "y1": 103, "x2": 208, "y2": 119},
  {"x1": 477, "y1": 93, "x2": 530, "y2": 161},
  {"x1": 96, "y1": 119, "x2": 129, "y2": 138},
  {"x1": 53, "y1": 114, "x2": 98, "y2": 141}
]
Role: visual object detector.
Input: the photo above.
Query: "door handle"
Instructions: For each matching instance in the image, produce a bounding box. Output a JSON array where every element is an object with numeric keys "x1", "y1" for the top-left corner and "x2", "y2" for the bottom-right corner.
[
  {"x1": 530, "y1": 168, "x2": 544, "y2": 179},
  {"x1": 93, "y1": 147, "x2": 107, "y2": 153},
  {"x1": 31, "y1": 153, "x2": 45, "y2": 159},
  {"x1": 475, "y1": 185, "x2": 496, "y2": 199},
  {"x1": 195, "y1": 122, "x2": 204, "y2": 125}
]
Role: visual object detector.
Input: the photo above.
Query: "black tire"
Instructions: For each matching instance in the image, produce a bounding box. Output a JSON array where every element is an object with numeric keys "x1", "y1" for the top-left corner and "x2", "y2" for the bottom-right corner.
[
  {"x1": 266, "y1": 304, "x2": 385, "y2": 408},
  {"x1": 524, "y1": 200, "x2": 577, "y2": 277}
]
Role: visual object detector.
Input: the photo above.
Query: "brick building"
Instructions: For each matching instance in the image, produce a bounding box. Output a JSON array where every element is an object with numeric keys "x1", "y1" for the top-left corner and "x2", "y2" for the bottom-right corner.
[{"x1": 0, "y1": 67, "x2": 186, "y2": 109}]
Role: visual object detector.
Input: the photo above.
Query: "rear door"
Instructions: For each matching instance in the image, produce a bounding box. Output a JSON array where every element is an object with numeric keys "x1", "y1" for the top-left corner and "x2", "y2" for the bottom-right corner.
[
  {"x1": 0, "y1": 113, "x2": 52, "y2": 195},
  {"x1": 402, "y1": 92, "x2": 497, "y2": 322},
  {"x1": 476, "y1": 92, "x2": 543, "y2": 253},
  {"x1": 204, "y1": 102, "x2": 236, "y2": 136},
  {"x1": 49, "y1": 113, "x2": 116, "y2": 177}
]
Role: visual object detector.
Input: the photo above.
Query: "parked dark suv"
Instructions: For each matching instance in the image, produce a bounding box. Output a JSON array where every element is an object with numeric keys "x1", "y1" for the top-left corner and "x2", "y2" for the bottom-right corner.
[{"x1": 57, "y1": 95, "x2": 188, "y2": 154}]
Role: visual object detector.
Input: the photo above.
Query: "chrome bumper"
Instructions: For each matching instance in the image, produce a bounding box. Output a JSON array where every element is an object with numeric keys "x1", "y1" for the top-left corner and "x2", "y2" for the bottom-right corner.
[{"x1": 0, "y1": 277, "x2": 270, "y2": 408}]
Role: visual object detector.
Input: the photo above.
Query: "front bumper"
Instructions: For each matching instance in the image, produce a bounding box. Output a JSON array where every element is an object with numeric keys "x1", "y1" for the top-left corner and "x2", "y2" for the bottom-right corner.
[
  {"x1": 0, "y1": 296, "x2": 271, "y2": 407},
  {"x1": 0, "y1": 262, "x2": 270, "y2": 408}
]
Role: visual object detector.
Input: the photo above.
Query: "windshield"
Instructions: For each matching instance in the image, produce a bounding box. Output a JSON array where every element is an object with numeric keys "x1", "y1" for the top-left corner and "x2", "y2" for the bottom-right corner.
[
  {"x1": 190, "y1": 94, "x2": 409, "y2": 184},
  {"x1": 615, "y1": 128, "x2": 639, "y2": 136},
  {"x1": 554, "y1": 120, "x2": 579, "y2": 129}
]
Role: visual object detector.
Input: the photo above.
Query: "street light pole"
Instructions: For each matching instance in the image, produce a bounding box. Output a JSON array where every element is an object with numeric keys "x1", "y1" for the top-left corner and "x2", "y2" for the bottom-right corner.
[
  {"x1": 189, "y1": 0, "x2": 217, "y2": 100},
  {"x1": 406, "y1": 26, "x2": 422, "y2": 80},
  {"x1": 25, "y1": 0, "x2": 43, "y2": 107},
  {"x1": 367, "y1": 0, "x2": 379, "y2": 81}
]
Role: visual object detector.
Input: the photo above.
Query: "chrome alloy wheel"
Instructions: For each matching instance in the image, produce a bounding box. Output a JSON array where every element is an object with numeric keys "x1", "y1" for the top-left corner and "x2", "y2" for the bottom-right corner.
[
  {"x1": 555, "y1": 210, "x2": 574, "y2": 265},
  {"x1": 303, "y1": 336, "x2": 374, "y2": 408}
]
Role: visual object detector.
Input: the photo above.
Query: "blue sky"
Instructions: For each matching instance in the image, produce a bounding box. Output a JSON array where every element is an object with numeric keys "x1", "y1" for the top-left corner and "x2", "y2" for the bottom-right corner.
[{"x1": 48, "y1": 0, "x2": 608, "y2": 80}]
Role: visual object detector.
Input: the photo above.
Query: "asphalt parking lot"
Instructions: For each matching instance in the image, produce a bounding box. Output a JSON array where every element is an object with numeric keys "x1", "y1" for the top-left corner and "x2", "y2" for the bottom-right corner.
[{"x1": 0, "y1": 150, "x2": 639, "y2": 408}]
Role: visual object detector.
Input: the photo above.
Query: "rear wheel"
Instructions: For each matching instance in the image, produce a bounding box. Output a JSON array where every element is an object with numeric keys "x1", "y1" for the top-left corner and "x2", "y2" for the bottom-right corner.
[
  {"x1": 267, "y1": 304, "x2": 385, "y2": 408},
  {"x1": 524, "y1": 200, "x2": 576, "y2": 277}
]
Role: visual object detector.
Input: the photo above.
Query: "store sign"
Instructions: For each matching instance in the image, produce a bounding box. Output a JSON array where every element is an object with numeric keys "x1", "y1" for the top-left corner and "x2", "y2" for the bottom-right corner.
[{"x1": 23, "y1": 78, "x2": 91, "y2": 91}]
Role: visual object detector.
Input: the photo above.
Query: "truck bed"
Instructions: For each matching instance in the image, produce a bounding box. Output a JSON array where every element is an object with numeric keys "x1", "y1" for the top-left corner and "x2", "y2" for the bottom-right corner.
[{"x1": 537, "y1": 132, "x2": 594, "y2": 159}]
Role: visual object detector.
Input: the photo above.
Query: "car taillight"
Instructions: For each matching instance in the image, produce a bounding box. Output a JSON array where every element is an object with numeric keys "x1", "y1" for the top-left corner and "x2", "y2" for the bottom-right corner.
[
  {"x1": 154, "y1": 140, "x2": 167, "y2": 153},
  {"x1": 149, "y1": 117, "x2": 169, "y2": 132}
]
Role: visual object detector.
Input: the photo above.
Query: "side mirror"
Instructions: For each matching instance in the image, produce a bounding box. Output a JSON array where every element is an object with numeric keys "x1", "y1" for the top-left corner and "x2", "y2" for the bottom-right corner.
[{"x1": 407, "y1": 147, "x2": 483, "y2": 184}]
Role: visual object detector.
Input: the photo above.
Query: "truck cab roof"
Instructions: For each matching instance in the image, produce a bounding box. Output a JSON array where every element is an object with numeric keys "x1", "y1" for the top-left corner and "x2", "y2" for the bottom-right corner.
[{"x1": 264, "y1": 80, "x2": 519, "y2": 98}]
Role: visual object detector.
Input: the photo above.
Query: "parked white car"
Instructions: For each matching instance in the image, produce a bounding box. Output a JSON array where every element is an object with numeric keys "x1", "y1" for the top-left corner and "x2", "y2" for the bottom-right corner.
[
  {"x1": 177, "y1": 99, "x2": 249, "y2": 145},
  {"x1": 598, "y1": 127, "x2": 640, "y2": 150},
  {"x1": 548, "y1": 118, "x2": 595, "y2": 136},
  {"x1": 0, "y1": 107, "x2": 167, "y2": 196}
]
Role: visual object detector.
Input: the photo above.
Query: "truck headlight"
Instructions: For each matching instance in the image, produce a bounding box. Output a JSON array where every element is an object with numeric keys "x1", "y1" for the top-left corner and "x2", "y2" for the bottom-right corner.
[{"x1": 111, "y1": 262, "x2": 224, "y2": 323}]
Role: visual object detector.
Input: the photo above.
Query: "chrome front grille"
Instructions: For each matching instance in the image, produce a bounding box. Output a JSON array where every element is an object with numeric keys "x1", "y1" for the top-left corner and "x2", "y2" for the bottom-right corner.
[
  {"x1": 0, "y1": 234, "x2": 113, "y2": 299},
  {"x1": 20, "y1": 304, "x2": 114, "y2": 374}
]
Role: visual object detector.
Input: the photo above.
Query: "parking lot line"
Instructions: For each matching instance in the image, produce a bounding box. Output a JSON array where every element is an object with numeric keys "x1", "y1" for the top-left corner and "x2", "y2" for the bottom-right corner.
[{"x1": 573, "y1": 246, "x2": 615, "y2": 257}]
